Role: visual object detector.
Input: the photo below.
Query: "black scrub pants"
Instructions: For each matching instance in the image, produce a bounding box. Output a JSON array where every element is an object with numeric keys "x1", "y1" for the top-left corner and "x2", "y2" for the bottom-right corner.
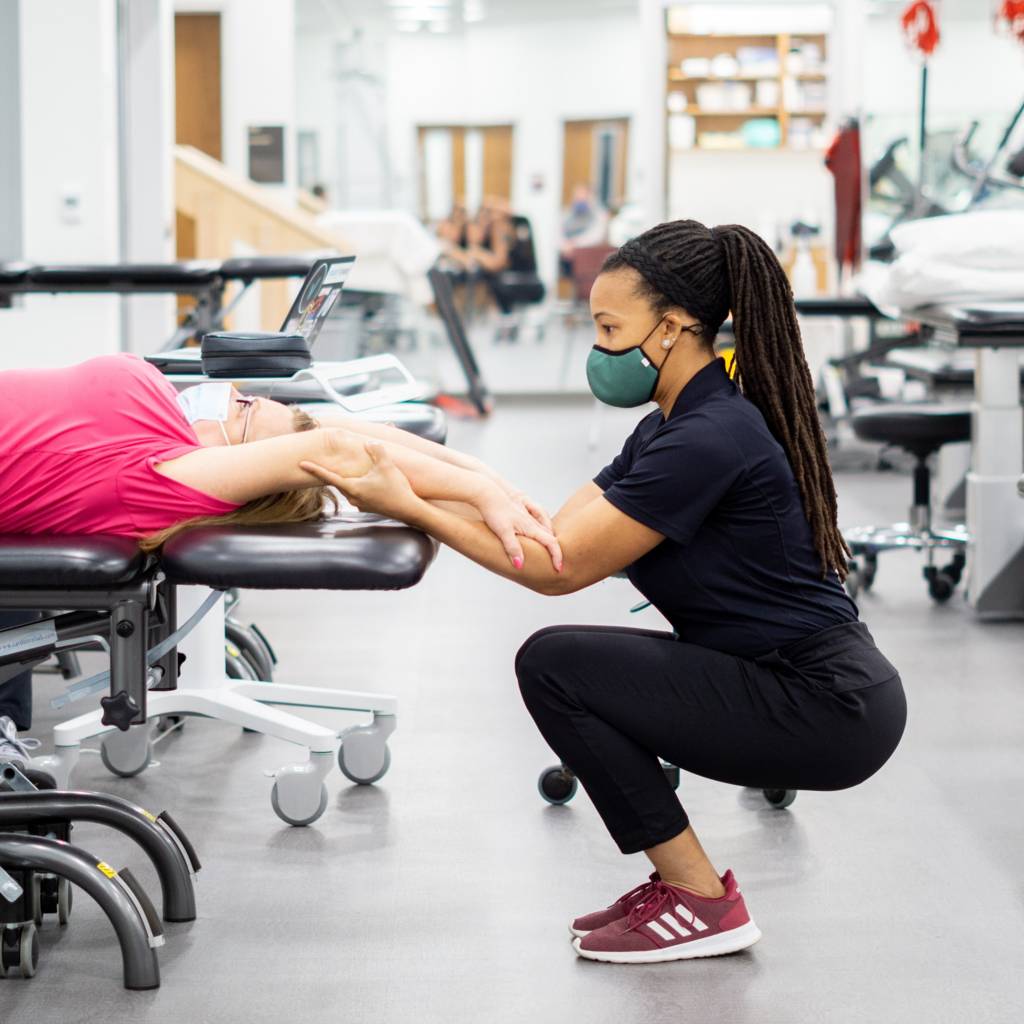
[
  {"x1": 0, "y1": 610, "x2": 35, "y2": 730},
  {"x1": 515, "y1": 620, "x2": 906, "y2": 855}
]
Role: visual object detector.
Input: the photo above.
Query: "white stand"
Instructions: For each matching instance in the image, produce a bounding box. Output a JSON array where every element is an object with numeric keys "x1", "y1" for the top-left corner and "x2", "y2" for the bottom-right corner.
[
  {"x1": 32, "y1": 586, "x2": 397, "y2": 826},
  {"x1": 966, "y1": 349, "x2": 1024, "y2": 617}
]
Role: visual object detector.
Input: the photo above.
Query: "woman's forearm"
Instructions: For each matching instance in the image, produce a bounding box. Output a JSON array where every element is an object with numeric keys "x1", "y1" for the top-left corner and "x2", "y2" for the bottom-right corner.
[
  {"x1": 316, "y1": 413, "x2": 493, "y2": 477},
  {"x1": 409, "y1": 498, "x2": 566, "y2": 595},
  {"x1": 327, "y1": 430, "x2": 495, "y2": 508}
]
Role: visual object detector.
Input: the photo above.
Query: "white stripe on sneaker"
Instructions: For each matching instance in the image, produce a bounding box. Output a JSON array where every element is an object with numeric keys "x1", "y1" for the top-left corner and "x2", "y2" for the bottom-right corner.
[
  {"x1": 645, "y1": 920, "x2": 675, "y2": 942},
  {"x1": 675, "y1": 904, "x2": 708, "y2": 932},
  {"x1": 661, "y1": 913, "x2": 691, "y2": 938}
]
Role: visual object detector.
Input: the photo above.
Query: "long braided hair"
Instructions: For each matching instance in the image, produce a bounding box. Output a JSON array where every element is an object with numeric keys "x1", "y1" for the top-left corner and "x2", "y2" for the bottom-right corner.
[{"x1": 602, "y1": 219, "x2": 850, "y2": 579}]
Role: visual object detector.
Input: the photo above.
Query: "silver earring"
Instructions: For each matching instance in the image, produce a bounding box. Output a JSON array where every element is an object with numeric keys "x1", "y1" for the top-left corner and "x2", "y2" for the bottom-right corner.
[{"x1": 661, "y1": 338, "x2": 673, "y2": 349}]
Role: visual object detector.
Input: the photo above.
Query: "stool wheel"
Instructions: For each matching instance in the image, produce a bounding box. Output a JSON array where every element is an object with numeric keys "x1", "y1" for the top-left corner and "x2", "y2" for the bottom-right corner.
[
  {"x1": 861, "y1": 552, "x2": 878, "y2": 590},
  {"x1": 661, "y1": 762, "x2": 681, "y2": 790},
  {"x1": 845, "y1": 565, "x2": 861, "y2": 600},
  {"x1": 762, "y1": 788, "x2": 798, "y2": 809},
  {"x1": 0, "y1": 923, "x2": 39, "y2": 978},
  {"x1": 924, "y1": 566, "x2": 957, "y2": 603},
  {"x1": 538, "y1": 765, "x2": 578, "y2": 805}
]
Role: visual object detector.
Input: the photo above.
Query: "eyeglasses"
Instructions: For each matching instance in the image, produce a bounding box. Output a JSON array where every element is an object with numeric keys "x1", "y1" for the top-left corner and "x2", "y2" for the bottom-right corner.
[{"x1": 236, "y1": 396, "x2": 258, "y2": 445}]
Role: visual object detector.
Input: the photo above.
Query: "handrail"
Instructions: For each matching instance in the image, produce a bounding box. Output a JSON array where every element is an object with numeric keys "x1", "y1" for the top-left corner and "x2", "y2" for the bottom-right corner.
[{"x1": 174, "y1": 145, "x2": 349, "y2": 327}]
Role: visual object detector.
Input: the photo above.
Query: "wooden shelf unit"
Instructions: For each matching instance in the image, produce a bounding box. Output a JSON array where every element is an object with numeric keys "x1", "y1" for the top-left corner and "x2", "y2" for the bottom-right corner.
[{"x1": 666, "y1": 29, "x2": 829, "y2": 151}]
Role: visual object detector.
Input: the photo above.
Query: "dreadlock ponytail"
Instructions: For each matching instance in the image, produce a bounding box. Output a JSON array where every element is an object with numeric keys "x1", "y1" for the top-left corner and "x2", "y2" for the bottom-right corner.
[{"x1": 603, "y1": 219, "x2": 850, "y2": 579}]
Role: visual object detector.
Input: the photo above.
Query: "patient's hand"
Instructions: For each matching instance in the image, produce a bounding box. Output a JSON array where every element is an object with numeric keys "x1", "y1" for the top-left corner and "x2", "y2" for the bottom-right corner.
[
  {"x1": 482, "y1": 472, "x2": 555, "y2": 534},
  {"x1": 475, "y1": 485, "x2": 563, "y2": 572},
  {"x1": 300, "y1": 442, "x2": 420, "y2": 522}
]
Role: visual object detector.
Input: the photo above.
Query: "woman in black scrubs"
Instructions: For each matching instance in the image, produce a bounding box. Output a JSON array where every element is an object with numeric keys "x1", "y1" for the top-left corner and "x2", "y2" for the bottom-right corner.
[{"x1": 300, "y1": 219, "x2": 908, "y2": 965}]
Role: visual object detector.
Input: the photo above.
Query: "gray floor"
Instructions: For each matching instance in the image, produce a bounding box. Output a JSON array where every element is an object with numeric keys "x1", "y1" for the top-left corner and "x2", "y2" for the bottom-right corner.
[{"x1": 5, "y1": 397, "x2": 1024, "y2": 1024}]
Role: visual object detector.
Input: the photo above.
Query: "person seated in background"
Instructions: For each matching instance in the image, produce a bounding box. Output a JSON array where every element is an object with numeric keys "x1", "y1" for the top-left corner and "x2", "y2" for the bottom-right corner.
[
  {"x1": 559, "y1": 184, "x2": 609, "y2": 279},
  {"x1": 0, "y1": 351, "x2": 562, "y2": 759},
  {"x1": 466, "y1": 197, "x2": 517, "y2": 314},
  {"x1": 435, "y1": 200, "x2": 473, "y2": 273}
]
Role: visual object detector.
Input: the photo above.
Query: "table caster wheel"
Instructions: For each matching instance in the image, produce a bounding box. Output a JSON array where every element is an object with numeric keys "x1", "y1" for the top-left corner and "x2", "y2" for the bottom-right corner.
[
  {"x1": 100, "y1": 729, "x2": 152, "y2": 779},
  {"x1": 154, "y1": 715, "x2": 184, "y2": 736},
  {"x1": 762, "y1": 788, "x2": 797, "y2": 809},
  {"x1": 337, "y1": 727, "x2": 391, "y2": 785},
  {"x1": 57, "y1": 879, "x2": 72, "y2": 926},
  {"x1": 0, "y1": 923, "x2": 39, "y2": 978},
  {"x1": 538, "y1": 766, "x2": 577, "y2": 805},
  {"x1": 270, "y1": 780, "x2": 328, "y2": 827},
  {"x1": 29, "y1": 876, "x2": 42, "y2": 927}
]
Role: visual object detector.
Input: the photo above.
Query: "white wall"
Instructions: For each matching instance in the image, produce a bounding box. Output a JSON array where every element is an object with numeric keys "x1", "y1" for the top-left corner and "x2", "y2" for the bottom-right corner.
[{"x1": 0, "y1": 0, "x2": 122, "y2": 369}]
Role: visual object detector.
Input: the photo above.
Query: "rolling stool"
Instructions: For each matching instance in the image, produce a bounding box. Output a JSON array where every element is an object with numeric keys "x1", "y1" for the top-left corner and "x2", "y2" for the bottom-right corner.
[
  {"x1": 844, "y1": 403, "x2": 972, "y2": 602},
  {"x1": 537, "y1": 763, "x2": 797, "y2": 810}
]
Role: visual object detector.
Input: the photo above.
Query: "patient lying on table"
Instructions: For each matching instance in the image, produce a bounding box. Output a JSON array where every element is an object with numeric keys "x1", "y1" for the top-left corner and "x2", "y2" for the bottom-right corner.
[{"x1": 0, "y1": 353, "x2": 559, "y2": 565}]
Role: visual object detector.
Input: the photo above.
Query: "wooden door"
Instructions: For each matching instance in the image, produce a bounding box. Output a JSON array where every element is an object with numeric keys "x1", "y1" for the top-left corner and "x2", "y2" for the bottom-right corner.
[
  {"x1": 562, "y1": 118, "x2": 629, "y2": 208},
  {"x1": 174, "y1": 14, "x2": 222, "y2": 162},
  {"x1": 481, "y1": 125, "x2": 513, "y2": 201}
]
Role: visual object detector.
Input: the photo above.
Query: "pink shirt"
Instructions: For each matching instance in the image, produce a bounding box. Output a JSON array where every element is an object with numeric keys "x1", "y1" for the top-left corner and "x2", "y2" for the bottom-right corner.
[{"x1": 0, "y1": 353, "x2": 239, "y2": 537}]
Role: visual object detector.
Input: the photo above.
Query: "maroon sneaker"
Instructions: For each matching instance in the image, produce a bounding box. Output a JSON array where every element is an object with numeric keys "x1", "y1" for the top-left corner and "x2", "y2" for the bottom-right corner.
[
  {"x1": 573, "y1": 870, "x2": 761, "y2": 963},
  {"x1": 569, "y1": 872, "x2": 661, "y2": 938}
]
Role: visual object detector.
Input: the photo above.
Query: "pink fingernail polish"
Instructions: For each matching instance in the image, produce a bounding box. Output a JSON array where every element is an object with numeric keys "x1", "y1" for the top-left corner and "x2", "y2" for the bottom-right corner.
[{"x1": 513, "y1": 557, "x2": 523, "y2": 569}]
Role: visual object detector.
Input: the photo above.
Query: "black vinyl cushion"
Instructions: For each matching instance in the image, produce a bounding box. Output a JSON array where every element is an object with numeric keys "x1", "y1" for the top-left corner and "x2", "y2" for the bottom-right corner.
[
  {"x1": 850, "y1": 403, "x2": 971, "y2": 456},
  {"x1": 160, "y1": 516, "x2": 437, "y2": 590},
  {"x1": 496, "y1": 271, "x2": 545, "y2": 304},
  {"x1": 27, "y1": 261, "x2": 221, "y2": 287},
  {"x1": 200, "y1": 331, "x2": 311, "y2": 377},
  {"x1": 0, "y1": 535, "x2": 146, "y2": 587},
  {"x1": 0, "y1": 262, "x2": 33, "y2": 284}
]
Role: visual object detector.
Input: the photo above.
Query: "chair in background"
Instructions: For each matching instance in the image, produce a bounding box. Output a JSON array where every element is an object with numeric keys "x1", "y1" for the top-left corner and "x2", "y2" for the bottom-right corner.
[{"x1": 491, "y1": 215, "x2": 547, "y2": 342}]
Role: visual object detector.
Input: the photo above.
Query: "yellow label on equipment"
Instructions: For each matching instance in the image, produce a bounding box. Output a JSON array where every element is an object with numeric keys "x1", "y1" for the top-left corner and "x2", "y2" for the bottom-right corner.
[{"x1": 96, "y1": 861, "x2": 117, "y2": 879}]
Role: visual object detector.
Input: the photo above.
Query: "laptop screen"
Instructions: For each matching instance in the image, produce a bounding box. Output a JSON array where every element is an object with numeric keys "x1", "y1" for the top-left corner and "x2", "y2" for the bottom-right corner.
[{"x1": 279, "y1": 255, "x2": 355, "y2": 347}]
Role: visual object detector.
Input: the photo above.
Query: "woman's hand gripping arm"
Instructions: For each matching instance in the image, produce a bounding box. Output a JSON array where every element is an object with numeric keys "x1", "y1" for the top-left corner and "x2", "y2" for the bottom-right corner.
[{"x1": 299, "y1": 443, "x2": 662, "y2": 594}]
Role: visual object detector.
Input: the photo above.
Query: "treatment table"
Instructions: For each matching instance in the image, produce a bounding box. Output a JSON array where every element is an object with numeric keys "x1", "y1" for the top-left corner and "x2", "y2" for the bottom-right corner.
[
  {"x1": 1, "y1": 516, "x2": 436, "y2": 827},
  {"x1": 897, "y1": 303, "x2": 1024, "y2": 617}
]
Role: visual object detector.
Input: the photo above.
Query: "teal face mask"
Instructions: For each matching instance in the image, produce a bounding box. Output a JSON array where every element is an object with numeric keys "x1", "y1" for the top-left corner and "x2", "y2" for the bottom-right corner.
[{"x1": 586, "y1": 318, "x2": 665, "y2": 408}]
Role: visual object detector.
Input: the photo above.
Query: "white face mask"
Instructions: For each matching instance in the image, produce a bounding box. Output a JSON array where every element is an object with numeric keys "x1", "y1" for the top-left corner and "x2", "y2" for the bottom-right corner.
[{"x1": 176, "y1": 382, "x2": 235, "y2": 445}]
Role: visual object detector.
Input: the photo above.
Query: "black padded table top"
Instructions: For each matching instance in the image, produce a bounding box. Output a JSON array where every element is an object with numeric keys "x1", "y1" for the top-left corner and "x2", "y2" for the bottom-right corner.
[
  {"x1": 793, "y1": 296, "x2": 882, "y2": 318},
  {"x1": 915, "y1": 302, "x2": 1024, "y2": 346},
  {"x1": 0, "y1": 262, "x2": 33, "y2": 284},
  {"x1": 27, "y1": 261, "x2": 222, "y2": 288},
  {"x1": 160, "y1": 515, "x2": 437, "y2": 590},
  {"x1": 0, "y1": 535, "x2": 146, "y2": 588},
  {"x1": 219, "y1": 256, "x2": 317, "y2": 280}
]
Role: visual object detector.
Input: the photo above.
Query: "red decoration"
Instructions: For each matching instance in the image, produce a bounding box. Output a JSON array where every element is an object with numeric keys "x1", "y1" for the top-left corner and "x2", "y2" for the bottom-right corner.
[
  {"x1": 901, "y1": 1, "x2": 941, "y2": 56},
  {"x1": 998, "y1": 0, "x2": 1024, "y2": 44}
]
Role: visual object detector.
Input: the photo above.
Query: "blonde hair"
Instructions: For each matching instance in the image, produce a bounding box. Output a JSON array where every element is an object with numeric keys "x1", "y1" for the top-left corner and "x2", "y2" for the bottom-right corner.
[{"x1": 139, "y1": 407, "x2": 337, "y2": 553}]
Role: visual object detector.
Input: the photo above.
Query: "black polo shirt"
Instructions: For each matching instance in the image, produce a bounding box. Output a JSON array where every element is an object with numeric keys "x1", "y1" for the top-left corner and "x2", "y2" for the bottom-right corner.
[{"x1": 595, "y1": 358, "x2": 857, "y2": 659}]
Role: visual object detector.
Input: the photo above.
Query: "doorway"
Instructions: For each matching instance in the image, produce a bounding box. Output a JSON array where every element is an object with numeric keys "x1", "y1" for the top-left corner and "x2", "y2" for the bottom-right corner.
[
  {"x1": 174, "y1": 13, "x2": 222, "y2": 261},
  {"x1": 417, "y1": 124, "x2": 514, "y2": 221},
  {"x1": 561, "y1": 117, "x2": 630, "y2": 209}
]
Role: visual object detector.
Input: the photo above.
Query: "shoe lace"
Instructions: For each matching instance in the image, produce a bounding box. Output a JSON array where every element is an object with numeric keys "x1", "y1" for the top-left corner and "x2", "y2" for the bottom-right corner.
[
  {"x1": 614, "y1": 872, "x2": 660, "y2": 911},
  {"x1": 625, "y1": 882, "x2": 681, "y2": 933},
  {"x1": 0, "y1": 717, "x2": 40, "y2": 761}
]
